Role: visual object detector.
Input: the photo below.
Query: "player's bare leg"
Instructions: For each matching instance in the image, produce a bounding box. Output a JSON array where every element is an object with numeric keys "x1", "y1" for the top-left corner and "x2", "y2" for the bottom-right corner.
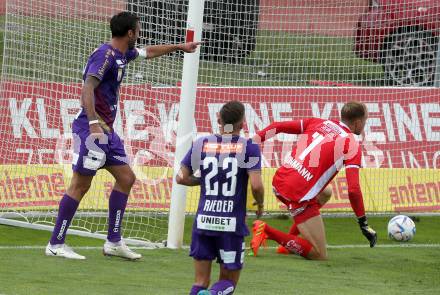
[
  {"x1": 291, "y1": 187, "x2": 332, "y2": 235},
  {"x1": 190, "y1": 260, "x2": 212, "y2": 294},
  {"x1": 297, "y1": 214, "x2": 327, "y2": 260},
  {"x1": 219, "y1": 264, "x2": 240, "y2": 285},
  {"x1": 288, "y1": 187, "x2": 332, "y2": 236},
  {"x1": 192, "y1": 252, "x2": 241, "y2": 294},
  {"x1": 46, "y1": 172, "x2": 93, "y2": 259},
  {"x1": 66, "y1": 172, "x2": 94, "y2": 202},
  {"x1": 317, "y1": 187, "x2": 332, "y2": 206},
  {"x1": 102, "y1": 164, "x2": 141, "y2": 260},
  {"x1": 277, "y1": 187, "x2": 332, "y2": 254},
  {"x1": 105, "y1": 164, "x2": 136, "y2": 194}
]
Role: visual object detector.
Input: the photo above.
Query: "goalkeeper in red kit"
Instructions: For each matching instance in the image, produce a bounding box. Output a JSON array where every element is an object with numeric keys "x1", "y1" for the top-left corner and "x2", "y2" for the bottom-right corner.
[{"x1": 251, "y1": 101, "x2": 377, "y2": 260}]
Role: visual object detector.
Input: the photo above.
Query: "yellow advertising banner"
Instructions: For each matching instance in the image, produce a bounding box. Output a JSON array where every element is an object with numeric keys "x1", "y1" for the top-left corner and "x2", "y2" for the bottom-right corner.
[
  {"x1": 242, "y1": 168, "x2": 440, "y2": 213},
  {"x1": 1, "y1": 166, "x2": 439, "y2": 213},
  {"x1": 0, "y1": 165, "x2": 173, "y2": 211}
]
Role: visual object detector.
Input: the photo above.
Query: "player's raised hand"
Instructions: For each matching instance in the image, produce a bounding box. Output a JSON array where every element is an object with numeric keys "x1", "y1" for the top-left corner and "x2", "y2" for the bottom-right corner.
[
  {"x1": 358, "y1": 216, "x2": 377, "y2": 248},
  {"x1": 178, "y1": 42, "x2": 202, "y2": 53}
]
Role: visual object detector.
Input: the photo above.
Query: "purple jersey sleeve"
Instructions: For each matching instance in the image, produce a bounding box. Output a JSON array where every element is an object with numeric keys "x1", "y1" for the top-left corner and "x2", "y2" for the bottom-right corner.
[
  {"x1": 181, "y1": 138, "x2": 205, "y2": 173},
  {"x1": 85, "y1": 48, "x2": 115, "y2": 81},
  {"x1": 246, "y1": 141, "x2": 262, "y2": 171},
  {"x1": 181, "y1": 146, "x2": 194, "y2": 173},
  {"x1": 126, "y1": 49, "x2": 139, "y2": 62}
]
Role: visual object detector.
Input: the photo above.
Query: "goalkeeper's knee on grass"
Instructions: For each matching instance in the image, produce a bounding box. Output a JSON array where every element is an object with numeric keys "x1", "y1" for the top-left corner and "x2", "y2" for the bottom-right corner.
[{"x1": 264, "y1": 224, "x2": 313, "y2": 258}]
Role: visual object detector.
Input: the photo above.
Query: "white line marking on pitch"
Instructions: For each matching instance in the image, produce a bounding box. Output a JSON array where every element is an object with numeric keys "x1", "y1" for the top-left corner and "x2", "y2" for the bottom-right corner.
[{"x1": 0, "y1": 244, "x2": 439, "y2": 250}]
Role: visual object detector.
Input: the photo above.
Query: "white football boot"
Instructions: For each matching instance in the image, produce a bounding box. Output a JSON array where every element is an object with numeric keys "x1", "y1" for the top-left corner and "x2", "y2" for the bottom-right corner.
[
  {"x1": 45, "y1": 243, "x2": 86, "y2": 260},
  {"x1": 103, "y1": 240, "x2": 142, "y2": 260}
]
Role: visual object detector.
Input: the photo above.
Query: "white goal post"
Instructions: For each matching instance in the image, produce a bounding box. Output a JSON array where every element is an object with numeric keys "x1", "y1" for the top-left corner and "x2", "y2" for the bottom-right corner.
[
  {"x1": 1, "y1": 0, "x2": 439, "y2": 248},
  {"x1": 167, "y1": 0, "x2": 205, "y2": 249}
]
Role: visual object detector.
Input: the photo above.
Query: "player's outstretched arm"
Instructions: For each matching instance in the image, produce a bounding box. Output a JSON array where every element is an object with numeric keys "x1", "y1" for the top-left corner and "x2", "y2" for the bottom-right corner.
[
  {"x1": 346, "y1": 167, "x2": 377, "y2": 247},
  {"x1": 81, "y1": 76, "x2": 103, "y2": 136},
  {"x1": 253, "y1": 119, "x2": 308, "y2": 143},
  {"x1": 138, "y1": 42, "x2": 201, "y2": 59},
  {"x1": 248, "y1": 170, "x2": 264, "y2": 218},
  {"x1": 176, "y1": 165, "x2": 200, "y2": 187}
]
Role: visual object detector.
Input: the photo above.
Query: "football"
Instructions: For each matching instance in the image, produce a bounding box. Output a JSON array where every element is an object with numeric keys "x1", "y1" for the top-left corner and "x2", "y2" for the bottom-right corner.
[{"x1": 387, "y1": 215, "x2": 416, "y2": 242}]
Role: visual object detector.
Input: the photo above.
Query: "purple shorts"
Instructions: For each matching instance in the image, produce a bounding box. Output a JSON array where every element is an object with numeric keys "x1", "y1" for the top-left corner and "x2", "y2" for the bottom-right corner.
[
  {"x1": 190, "y1": 231, "x2": 245, "y2": 270},
  {"x1": 72, "y1": 127, "x2": 127, "y2": 176}
]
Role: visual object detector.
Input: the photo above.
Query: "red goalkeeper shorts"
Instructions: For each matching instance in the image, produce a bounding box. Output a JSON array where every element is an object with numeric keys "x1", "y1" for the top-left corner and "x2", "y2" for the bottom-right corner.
[{"x1": 273, "y1": 187, "x2": 320, "y2": 224}]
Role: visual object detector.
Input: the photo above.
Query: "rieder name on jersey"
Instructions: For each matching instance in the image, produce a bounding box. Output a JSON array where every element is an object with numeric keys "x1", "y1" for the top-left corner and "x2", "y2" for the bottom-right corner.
[{"x1": 203, "y1": 199, "x2": 234, "y2": 213}]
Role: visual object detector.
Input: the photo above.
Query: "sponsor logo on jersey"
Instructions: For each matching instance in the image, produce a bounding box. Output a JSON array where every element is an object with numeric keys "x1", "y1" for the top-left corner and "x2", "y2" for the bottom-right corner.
[
  {"x1": 197, "y1": 214, "x2": 236, "y2": 232},
  {"x1": 203, "y1": 143, "x2": 243, "y2": 154},
  {"x1": 98, "y1": 58, "x2": 110, "y2": 78}
]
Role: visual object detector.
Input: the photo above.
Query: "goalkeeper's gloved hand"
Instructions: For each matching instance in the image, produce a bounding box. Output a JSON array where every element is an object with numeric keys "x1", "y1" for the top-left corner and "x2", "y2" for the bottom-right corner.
[{"x1": 358, "y1": 216, "x2": 377, "y2": 248}]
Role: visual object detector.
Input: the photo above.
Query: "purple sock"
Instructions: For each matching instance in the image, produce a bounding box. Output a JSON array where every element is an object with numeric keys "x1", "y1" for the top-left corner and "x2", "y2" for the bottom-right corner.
[
  {"x1": 49, "y1": 194, "x2": 79, "y2": 245},
  {"x1": 107, "y1": 190, "x2": 128, "y2": 242},
  {"x1": 189, "y1": 285, "x2": 206, "y2": 295},
  {"x1": 210, "y1": 280, "x2": 235, "y2": 295}
]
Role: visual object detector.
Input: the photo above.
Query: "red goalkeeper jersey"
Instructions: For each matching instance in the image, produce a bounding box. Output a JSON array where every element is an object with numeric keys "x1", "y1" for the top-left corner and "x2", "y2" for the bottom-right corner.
[{"x1": 257, "y1": 118, "x2": 365, "y2": 217}]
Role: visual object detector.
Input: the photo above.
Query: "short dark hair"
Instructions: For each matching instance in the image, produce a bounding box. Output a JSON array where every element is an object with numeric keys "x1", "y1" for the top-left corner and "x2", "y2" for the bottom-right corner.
[
  {"x1": 110, "y1": 12, "x2": 139, "y2": 37},
  {"x1": 220, "y1": 101, "x2": 245, "y2": 126},
  {"x1": 341, "y1": 101, "x2": 367, "y2": 122}
]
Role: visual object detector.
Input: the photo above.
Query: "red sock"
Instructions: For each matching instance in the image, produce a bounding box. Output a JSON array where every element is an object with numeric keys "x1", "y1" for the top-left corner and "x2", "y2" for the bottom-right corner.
[
  {"x1": 288, "y1": 223, "x2": 299, "y2": 235},
  {"x1": 288, "y1": 202, "x2": 322, "y2": 235},
  {"x1": 265, "y1": 224, "x2": 313, "y2": 258}
]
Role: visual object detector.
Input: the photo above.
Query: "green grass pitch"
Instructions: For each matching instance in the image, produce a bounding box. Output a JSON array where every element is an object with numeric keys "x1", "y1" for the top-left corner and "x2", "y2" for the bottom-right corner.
[{"x1": 1, "y1": 216, "x2": 439, "y2": 295}]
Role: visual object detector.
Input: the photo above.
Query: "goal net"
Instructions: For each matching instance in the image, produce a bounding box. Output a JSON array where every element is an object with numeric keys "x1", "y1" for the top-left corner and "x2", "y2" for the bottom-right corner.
[{"x1": 1, "y1": 0, "x2": 439, "y2": 245}]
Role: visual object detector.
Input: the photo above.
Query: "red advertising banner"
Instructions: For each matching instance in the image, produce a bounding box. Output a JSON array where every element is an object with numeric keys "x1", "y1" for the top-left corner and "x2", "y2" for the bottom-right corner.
[
  {"x1": 1, "y1": 81, "x2": 439, "y2": 212},
  {"x1": 1, "y1": 82, "x2": 439, "y2": 169}
]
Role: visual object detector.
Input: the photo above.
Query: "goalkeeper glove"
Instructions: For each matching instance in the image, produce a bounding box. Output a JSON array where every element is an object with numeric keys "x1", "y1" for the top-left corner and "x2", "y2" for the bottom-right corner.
[{"x1": 358, "y1": 216, "x2": 377, "y2": 248}]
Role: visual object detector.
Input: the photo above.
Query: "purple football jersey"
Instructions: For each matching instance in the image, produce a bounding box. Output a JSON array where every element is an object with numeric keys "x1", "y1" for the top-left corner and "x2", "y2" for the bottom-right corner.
[
  {"x1": 74, "y1": 43, "x2": 138, "y2": 130},
  {"x1": 181, "y1": 134, "x2": 261, "y2": 236}
]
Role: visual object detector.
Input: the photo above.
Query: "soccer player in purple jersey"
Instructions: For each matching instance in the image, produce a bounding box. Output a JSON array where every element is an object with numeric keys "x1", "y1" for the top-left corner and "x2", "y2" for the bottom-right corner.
[
  {"x1": 45, "y1": 12, "x2": 200, "y2": 260},
  {"x1": 176, "y1": 101, "x2": 265, "y2": 295}
]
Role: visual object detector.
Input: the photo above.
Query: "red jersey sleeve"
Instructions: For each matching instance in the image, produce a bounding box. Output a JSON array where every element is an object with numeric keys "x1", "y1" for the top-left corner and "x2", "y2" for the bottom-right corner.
[
  {"x1": 346, "y1": 168, "x2": 365, "y2": 217},
  {"x1": 344, "y1": 138, "x2": 365, "y2": 217},
  {"x1": 344, "y1": 135, "x2": 362, "y2": 168},
  {"x1": 256, "y1": 119, "x2": 312, "y2": 142}
]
